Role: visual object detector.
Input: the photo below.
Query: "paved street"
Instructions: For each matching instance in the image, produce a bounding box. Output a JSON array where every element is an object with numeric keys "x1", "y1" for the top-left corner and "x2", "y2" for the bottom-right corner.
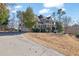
[{"x1": 0, "y1": 32, "x2": 64, "y2": 56}]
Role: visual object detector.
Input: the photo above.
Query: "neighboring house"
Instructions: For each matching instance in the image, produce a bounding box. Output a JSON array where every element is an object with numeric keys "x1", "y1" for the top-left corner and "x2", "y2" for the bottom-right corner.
[
  {"x1": 64, "y1": 24, "x2": 79, "y2": 34},
  {"x1": 34, "y1": 15, "x2": 55, "y2": 32}
]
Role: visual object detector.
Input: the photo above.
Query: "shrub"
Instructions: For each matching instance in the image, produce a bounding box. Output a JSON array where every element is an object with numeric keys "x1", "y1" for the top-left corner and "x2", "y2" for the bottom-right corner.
[
  {"x1": 32, "y1": 28, "x2": 40, "y2": 32},
  {"x1": 56, "y1": 22, "x2": 64, "y2": 33},
  {"x1": 41, "y1": 29, "x2": 46, "y2": 32},
  {"x1": 75, "y1": 32, "x2": 79, "y2": 38},
  {"x1": 52, "y1": 27, "x2": 55, "y2": 32}
]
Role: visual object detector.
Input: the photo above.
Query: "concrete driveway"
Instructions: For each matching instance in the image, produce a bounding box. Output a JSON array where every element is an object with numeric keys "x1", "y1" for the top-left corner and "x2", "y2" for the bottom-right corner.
[{"x1": 0, "y1": 32, "x2": 64, "y2": 56}]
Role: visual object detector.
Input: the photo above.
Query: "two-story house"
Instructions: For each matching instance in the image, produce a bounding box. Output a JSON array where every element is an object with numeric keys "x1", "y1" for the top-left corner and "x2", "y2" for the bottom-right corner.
[{"x1": 34, "y1": 15, "x2": 55, "y2": 32}]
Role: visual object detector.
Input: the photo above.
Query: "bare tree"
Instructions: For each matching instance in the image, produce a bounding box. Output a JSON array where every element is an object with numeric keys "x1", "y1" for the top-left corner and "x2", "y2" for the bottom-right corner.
[
  {"x1": 17, "y1": 11, "x2": 24, "y2": 31},
  {"x1": 52, "y1": 12, "x2": 57, "y2": 33},
  {"x1": 62, "y1": 16, "x2": 72, "y2": 27},
  {"x1": 62, "y1": 16, "x2": 72, "y2": 33}
]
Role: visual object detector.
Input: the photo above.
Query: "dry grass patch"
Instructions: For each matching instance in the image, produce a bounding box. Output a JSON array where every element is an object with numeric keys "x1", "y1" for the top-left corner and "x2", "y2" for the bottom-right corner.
[{"x1": 23, "y1": 33, "x2": 79, "y2": 56}]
